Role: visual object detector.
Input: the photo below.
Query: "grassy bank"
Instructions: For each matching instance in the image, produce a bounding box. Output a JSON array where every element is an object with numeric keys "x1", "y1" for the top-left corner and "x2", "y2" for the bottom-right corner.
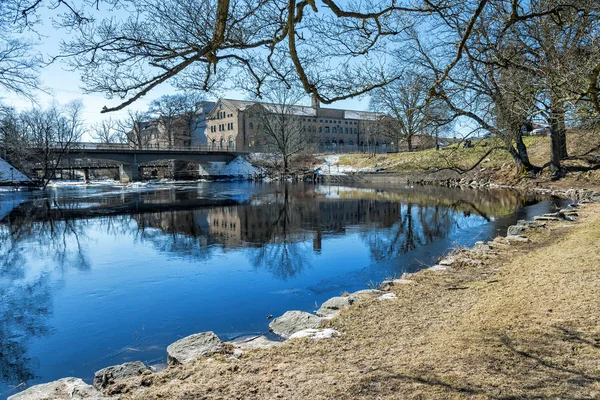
[
  {"x1": 338, "y1": 132, "x2": 600, "y2": 189},
  {"x1": 113, "y1": 204, "x2": 600, "y2": 399}
]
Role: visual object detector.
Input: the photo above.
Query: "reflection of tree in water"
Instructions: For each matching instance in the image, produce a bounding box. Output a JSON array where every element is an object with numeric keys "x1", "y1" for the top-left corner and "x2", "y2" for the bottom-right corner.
[
  {"x1": 1, "y1": 198, "x2": 91, "y2": 272},
  {"x1": 132, "y1": 210, "x2": 214, "y2": 262},
  {"x1": 0, "y1": 199, "x2": 91, "y2": 390},
  {"x1": 361, "y1": 203, "x2": 454, "y2": 262},
  {"x1": 249, "y1": 187, "x2": 310, "y2": 279},
  {"x1": 0, "y1": 275, "x2": 52, "y2": 387}
]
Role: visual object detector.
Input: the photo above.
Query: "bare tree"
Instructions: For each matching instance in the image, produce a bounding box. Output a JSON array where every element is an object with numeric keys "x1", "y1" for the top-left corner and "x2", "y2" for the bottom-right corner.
[
  {"x1": 149, "y1": 92, "x2": 205, "y2": 148},
  {"x1": 117, "y1": 110, "x2": 150, "y2": 149},
  {"x1": 2, "y1": 101, "x2": 85, "y2": 186},
  {"x1": 250, "y1": 84, "x2": 316, "y2": 174},
  {"x1": 370, "y1": 71, "x2": 434, "y2": 152},
  {"x1": 27, "y1": 101, "x2": 85, "y2": 186},
  {"x1": 90, "y1": 117, "x2": 118, "y2": 144}
]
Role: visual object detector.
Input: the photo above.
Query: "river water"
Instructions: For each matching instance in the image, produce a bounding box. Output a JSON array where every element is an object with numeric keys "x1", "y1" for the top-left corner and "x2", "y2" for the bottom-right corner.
[{"x1": 0, "y1": 182, "x2": 564, "y2": 398}]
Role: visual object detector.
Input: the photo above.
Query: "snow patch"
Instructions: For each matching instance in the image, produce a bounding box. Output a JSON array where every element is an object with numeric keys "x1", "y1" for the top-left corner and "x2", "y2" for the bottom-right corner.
[
  {"x1": 199, "y1": 156, "x2": 261, "y2": 178},
  {"x1": 314, "y1": 155, "x2": 375, "y2": 175},
  {"x1": 0, "y1": 157, "x2": 30, "y2": 184}
]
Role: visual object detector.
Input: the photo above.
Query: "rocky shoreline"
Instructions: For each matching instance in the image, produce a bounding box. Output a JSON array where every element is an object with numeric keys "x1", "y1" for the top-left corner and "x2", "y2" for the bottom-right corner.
[{"x1": 8, "y1": 186, "x2": 594, "y2": 400}]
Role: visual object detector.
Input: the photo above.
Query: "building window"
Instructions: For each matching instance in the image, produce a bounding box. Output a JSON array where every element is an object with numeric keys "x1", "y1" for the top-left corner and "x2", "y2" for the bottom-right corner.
[
  {"x1": 228, "y1": 136, "x2": 234, "y2": 149},
  {"x1": 345, "y1": 128, "x2": 348, "y2": 134},
  {"x1": 332, "y1": 127, "x2": 337, "y2": 133},
  {"x1": 220, "y1": 138, "x2": 225, "y2": 149},
  {"x1": 325, "y1": 127, "x2": 329, "y2": 133},
  {"x1": 249, "y1": 122, "x2": 254, "y2": 129}
]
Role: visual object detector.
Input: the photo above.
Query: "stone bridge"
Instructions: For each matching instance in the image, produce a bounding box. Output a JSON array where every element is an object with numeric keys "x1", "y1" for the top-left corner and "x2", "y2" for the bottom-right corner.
[{"x1": 51, "y1": 144, "x2": 244, "y2": 182}]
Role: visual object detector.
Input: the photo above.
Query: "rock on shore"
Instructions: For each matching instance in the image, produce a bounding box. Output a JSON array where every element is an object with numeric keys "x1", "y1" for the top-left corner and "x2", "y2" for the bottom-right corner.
[
  {"x1": 8, "y1": 377, "x2": 112, "y2": 400},
  {"x1": 167, "y1": 331, "x2": 224, "y2": 365},
  {"x1": 316, "y1": 296, "x2": 358, "y2": 318},
  {"x1": 269, "y1": 311, "x2": 323, "y2": 339},
  {"x1": 93, "y1": 361, "x2": 149, "y2": 389}
]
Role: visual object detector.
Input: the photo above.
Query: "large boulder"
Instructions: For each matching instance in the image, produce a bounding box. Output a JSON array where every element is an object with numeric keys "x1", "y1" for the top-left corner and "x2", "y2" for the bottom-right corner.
[
  {"x1": 93, "y1": 361, "x2": 149, "y2": 389},
  {"x1": 269, "y1": 311, "x2": 322, "y2": 339},
  {"x1": 167, "y1": 331, "x2": 224, "y2": 365},
  {"x1": 8, "y1": 378, "x2": 110, "y2": 400},
  {"x1": 316, "y1": 296, "x2": 358, "y2": 318}
]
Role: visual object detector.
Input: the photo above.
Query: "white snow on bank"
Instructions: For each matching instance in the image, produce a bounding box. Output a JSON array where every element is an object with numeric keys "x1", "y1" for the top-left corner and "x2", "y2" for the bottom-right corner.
[
  {"x1": 0, "y1": 157, "x2": 30, "y2": 184},
  {"x1": 314, "y1": 155, "x2": 375, "y2": 175},
  {"x1": 199, "y1": 156, "x2": 262, "y2": 178},
  {"x1": 46, "y1": 179, "x2": 121, "y2": 188}
]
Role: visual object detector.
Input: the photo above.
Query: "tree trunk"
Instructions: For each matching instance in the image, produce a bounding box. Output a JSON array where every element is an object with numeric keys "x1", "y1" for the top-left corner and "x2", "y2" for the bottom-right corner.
[
  {"x1": 549, "y1": 93, "x2": 567, "y2": 170},
  {"x1": 506, "y1": 142, "x2": 536, "y2": 175},
  {"x1": 407, "y1": 135, "x2": 413, "y2": 152},
  {"x1": 514, "y1": 130, "x2": 531, "y2": 166}
]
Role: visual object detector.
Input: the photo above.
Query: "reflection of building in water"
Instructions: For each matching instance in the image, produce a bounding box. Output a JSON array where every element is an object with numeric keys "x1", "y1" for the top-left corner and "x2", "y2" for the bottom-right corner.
[
  {"x1": 208, "y1": 206, "x2": 241, "y2": 247},
  {"x1": 132, "y1": 198, "x2": 404, "y2": 251},
  {"x1": 206, "y1": 199, "x2": 402, "y2": 250}
]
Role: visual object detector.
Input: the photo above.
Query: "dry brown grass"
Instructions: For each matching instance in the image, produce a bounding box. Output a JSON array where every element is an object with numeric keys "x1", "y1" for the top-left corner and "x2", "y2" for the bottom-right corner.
[
  {"x1": 339, "y1": 131, "x2": 600, "y2": 174},
  {"x1": 114, "y1": 204, "x2": 600, "y2": 399}
]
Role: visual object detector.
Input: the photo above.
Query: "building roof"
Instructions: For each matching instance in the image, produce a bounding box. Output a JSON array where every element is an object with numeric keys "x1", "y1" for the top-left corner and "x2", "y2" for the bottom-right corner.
[{"x1": 220, "y1": 98, "x2": 384, "y2": 121}]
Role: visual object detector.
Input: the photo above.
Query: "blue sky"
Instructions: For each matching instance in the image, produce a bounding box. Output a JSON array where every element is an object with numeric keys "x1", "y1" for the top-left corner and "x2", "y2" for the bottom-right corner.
[
  {"x1": 3, "y1": 2, "x2": 474, "y2": 140},
  {"x1": 3, "y1": 3, "x2": 370, "y2": 133}
]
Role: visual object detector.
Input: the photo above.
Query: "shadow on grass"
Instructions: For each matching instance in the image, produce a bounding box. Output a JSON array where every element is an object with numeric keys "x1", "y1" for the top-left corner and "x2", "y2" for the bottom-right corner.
[{"x1": 347, "y1": 325, "x2": 599, "y2": 399}]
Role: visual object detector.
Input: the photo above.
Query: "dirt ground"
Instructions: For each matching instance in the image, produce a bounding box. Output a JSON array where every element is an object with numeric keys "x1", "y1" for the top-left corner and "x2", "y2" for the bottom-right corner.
[{"x1": 114, "y1": 204, "x2": 600, "y2": 399}]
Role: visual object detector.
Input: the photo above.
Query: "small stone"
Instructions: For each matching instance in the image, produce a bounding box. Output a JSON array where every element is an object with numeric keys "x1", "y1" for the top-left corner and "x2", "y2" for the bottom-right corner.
[
  {"x1": 428, "y1": 264, "x2": 449, "y2": 272},
  {"x1": 505, "y1": 235, "x2": 529, "y2": 242},
  {"x1": 438, "y1": 256, "x2": 456, "y2": 266},
  {"x1": 149, "y1": 363, "x2": 167, "y2": 373},
  {"x1": 167, "y1": 331, "x2": 224, "y2": 365},
  {"x1": 378, "y1": 293, "x2": 397, "y2": 301},
  {"x1": 269, "y1": 311, "x2": 323, "y2": 339},
  {"x1": 507, "y1": 224, "x2": 528, "y2": 236},
  {"x1": 455, "y1": 258, "x2": 483, "y2": 266},
  {"x1": 392, "y1": 278, "x2": 415, "y2": 285},
  {"x1": 534, "y1": 216, "x2": 560, "y2": 221},
  {"x1": 471, "y1": 242, "x2": 492, "y2": 253},
  {"x1": 93, "y1": 361, "x2": 149, "y2": 389},
  {"x1": 351, "y1": 289, "x2": 384, "y2": 297},
  {"x1": 233, "y1": 349, "x2": 243, "y2": 358},
  {"x1": 289, "y1": 328, "x2": 340, "y2": 340}
]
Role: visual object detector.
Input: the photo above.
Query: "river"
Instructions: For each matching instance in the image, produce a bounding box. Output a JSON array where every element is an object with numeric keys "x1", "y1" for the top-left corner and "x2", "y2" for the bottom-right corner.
[{"x1": 0, "y1": 181, "x2": 564, "y2": 398}]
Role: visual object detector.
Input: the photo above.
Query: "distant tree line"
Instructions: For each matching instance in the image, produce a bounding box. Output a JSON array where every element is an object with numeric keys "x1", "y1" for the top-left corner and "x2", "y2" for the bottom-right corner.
[{"x1": 0, "y1": 102, "x2": 85, "y2": 187}]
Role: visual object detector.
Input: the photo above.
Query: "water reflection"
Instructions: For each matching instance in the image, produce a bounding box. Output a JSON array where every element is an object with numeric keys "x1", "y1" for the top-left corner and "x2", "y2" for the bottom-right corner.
[
  {"x1": 3, "y1": 184, "x2": 540, "y2": 275},
  {"x1": 0, "y1": 183, "x2": 555, "y2": 397}
]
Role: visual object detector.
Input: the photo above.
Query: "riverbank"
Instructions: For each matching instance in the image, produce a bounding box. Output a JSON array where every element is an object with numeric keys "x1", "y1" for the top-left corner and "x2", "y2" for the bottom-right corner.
[
  {"x1": 325, "y1": 133, "x2": 600, "y2": 192},
  {"x1": 94, "y1": 202, "x2": 600, "y2": 399}
]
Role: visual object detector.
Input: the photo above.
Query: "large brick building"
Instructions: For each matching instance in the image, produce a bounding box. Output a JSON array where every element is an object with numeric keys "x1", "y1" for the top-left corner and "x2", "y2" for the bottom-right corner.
[{"x1": 205, "y1": 98, "x2": 392, "y2": 152}]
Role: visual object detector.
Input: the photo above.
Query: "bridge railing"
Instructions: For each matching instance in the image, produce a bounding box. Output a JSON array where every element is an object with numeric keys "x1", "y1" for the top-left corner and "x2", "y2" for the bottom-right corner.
[{"x1": 55, "y1": 142, "x2": 245, "y2": 153}]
